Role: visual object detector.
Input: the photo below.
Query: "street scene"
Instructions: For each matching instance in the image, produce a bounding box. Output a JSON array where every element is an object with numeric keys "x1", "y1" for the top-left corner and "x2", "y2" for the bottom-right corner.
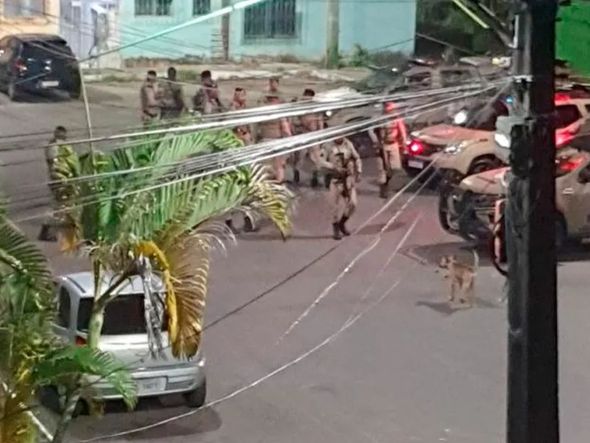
[{"x1": 0, "y1": 0, "x2": 589, "y2": 442}]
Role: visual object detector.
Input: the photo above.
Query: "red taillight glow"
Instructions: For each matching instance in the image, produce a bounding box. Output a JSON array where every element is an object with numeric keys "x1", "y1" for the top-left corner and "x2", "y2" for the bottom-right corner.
[
  {"x1": 556, "y1": 130, "x2": 575, "y2": 149},
  {"x1": 559, "y1": 156, "x2": 584, "y2": 174},
  {"x1": 554, "y1": 92, "x2": 571, "y2": 104},
  {"x1": 408, "y1": 140, "x2": 424, "y2": 155},
  {"x1": 75, "y1": 335, "x2": 87, "y2": 346}
]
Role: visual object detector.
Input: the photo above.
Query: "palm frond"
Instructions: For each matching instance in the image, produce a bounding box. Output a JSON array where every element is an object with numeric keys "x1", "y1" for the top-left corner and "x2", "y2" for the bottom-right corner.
[
  {"x1": 161, "y1": 233, "x2": 211, "y2": 359},
  {"x1": 0, "y1": 213, "x2": 52, "y2": 299},
  {"x1": 32, "y1": 346, "x2": 137, "y2": 409}
]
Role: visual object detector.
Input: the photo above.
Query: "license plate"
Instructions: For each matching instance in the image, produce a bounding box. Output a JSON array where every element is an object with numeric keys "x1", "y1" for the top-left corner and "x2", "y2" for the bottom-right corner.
[
  {"x1": 408, "y1": 160, "x2": 424, "y2": 169},
  {"x1": 41, "y1": 80, "x2": 59, "y2": 88},
  {"x1": 137, "y1": 377, "x2": 166, "y2": 395}
]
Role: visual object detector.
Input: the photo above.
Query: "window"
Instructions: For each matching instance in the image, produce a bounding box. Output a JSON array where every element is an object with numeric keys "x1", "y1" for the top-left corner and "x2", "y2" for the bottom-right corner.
[
  {"x1": 57, "y1": 288, "x2": 71, "y2": 327},
  {"x1": 135, "y1": 0, "x2": 172, "y2": 16},
  {"x1": 77, "y1": 294, "x2": 167, "y2": 335},
  {"x1": 193, "y1": 0, "x2": 210, "y2": 15},
  {"x1": 440, "y1": 69, "x2": 474, "y2": 87},
  {"x1": 555, "y1": 104, "x2": 582, "y2": 129},
  {"x1": 3, "y1": 0, "x2": 45, "y2": 17},
  {"x1": 244, "y1": 0, "x2": 297, "y2": 39}
]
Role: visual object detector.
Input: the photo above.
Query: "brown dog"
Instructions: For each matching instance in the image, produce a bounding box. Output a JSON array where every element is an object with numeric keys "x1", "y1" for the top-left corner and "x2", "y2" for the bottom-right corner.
[{"x1": 438, "y1": 250, "x2": 479, "y2": 307}]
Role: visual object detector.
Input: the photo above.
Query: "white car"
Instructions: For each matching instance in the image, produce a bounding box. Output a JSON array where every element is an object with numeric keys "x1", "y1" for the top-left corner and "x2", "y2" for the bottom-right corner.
[{"x1": 51, "y1": 272, "x2": 206, "y2": 410}]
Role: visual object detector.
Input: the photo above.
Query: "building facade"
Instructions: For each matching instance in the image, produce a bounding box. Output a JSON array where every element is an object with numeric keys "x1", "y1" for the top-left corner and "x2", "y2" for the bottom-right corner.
[
  {"x1": 0, "y1": 0, "x2": 60, "y2": 38},
  {"x1": 116, "y1": 0, "x2": 416, "y2": 62},
  {"x1": 60, "y1": 0, "x2": 121, "y2": 68}
]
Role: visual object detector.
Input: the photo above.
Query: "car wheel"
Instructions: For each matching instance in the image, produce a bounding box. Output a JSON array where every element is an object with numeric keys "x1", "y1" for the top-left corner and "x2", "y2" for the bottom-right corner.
[
  {"x1": 70, "y1": 89, "x2": 81, "y2": 100},
  {"x1": 183, "y1": 379, "x2": 207, "y2": 408},
  {"x1": 7, "y1": 82, "x2": 20, "y2": 101},
  {"x1": 348, "y1": 130, "x2": 374, "y2": 159},
  {"x1": 556, "y1": 216, "x2": 568, "y2": 250},
  {"x1": 40, "y1": 386, "x2": 87, "y2": 417},
  {"x1": 438, "y1": 187, "x2": 460, "y2": 234},
  {"x1": 468, "y1": 157, "x2": 502, "y2": 175}
]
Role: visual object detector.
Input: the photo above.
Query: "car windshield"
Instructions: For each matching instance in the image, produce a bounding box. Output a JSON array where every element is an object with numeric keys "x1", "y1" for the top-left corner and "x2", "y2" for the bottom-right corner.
[
  {"x1": 555, "y1": 104, "x2": 582, "y2": 129},
  {"x1": 464, "y1": 100, "x2": 508, "y2": 130},
  {"x1": 22, "y1": 41, "x2": 75, "y2": 61},
  {"x1": 77, "y1": 294, "x2": 166, "y2": 335}
]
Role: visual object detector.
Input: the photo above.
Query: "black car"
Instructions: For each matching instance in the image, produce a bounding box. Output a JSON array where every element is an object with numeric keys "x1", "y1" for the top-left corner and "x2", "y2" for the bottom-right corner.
[{"x1": 0, "y1": 34, "x2": 81, "y2": 101}]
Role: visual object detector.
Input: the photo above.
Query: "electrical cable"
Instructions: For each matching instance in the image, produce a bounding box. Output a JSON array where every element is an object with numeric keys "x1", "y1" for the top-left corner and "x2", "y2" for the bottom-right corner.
[{"x1": 9, "y1": 85, "x2": 501, "y2": 218}]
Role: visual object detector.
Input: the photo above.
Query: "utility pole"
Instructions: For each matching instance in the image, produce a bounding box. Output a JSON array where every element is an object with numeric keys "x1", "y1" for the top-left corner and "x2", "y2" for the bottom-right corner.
[
  {"x1": 221, "y1": 0, "x2": 231, "y2": 60},
  {"x1": 326, "y1": 0, "x2": 339, "y2": 69},
  {"x1": 503, "y1": 0, "x2": 559, "y2": 442}
]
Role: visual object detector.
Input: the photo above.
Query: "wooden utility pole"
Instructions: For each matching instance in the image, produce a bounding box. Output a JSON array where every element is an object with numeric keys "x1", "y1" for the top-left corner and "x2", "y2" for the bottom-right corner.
[
  {"x1": 221, "y1": 0, "x2": 230, "y2": 60},
  {"x1": 326, "y1": 0, "x2": 339, "y2": 69},
  {"x1": 504, "y1": 0, "x2": 559, "y2": 441}
]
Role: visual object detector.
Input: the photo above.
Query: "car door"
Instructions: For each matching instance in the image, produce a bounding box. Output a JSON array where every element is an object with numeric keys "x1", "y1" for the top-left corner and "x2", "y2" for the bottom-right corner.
[
  {"x1": 53, "y1": 285, "x2": 76, "y2": 343},
  {"x1": 560, "y1": 160, "x2": 590, "y2": 237},
  {"x1": 0, "y1": 37, "x2": 13, "y2": 88}
]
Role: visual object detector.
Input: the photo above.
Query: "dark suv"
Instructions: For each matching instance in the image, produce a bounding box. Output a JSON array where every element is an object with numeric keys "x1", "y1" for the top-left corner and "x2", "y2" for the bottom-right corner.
[{"x1": 0, "y1": 34, "x2": 81, "y2": 101}]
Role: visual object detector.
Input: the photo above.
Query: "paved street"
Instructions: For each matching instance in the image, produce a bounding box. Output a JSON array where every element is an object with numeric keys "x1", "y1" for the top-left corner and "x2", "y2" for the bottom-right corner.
[{"x1": 2, "y1": 89, "x2": 590, "y2": 443}]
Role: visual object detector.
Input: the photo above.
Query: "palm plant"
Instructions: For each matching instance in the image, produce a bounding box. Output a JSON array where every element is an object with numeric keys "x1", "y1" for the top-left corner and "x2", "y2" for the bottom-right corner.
[
  {"x1": 56, "y1": 129, "x2": 292, "y2": 356},
  {"x1": 0, "y1": 207, "x2": 136, "y2": 443}
]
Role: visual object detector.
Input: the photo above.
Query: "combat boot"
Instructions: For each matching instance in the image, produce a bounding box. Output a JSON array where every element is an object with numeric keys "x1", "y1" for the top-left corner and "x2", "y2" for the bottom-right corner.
[
  {"x1": 293, "y1": 169, "x2": 301, "y2": 185},
  {"x1": 339, "y1": 216, "x2": 351, "y2": 236},
  {"x1": 311, "y1": 172, "x2": 319, "y2": 188},
  {"x1": 332, "y1": 223, "x2": 342, "y2": 240}
]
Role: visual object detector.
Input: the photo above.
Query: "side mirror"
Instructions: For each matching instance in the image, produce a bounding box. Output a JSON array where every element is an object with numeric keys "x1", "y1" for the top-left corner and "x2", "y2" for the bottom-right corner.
[{"x1": 578, "y1": 168, "x2": 590, "y2": 183}]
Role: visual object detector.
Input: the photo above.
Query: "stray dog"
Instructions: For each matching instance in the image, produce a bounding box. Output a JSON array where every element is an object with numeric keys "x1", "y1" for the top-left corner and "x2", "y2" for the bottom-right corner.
[{"x1": 438, "y1": 250, "x2": 479, "y2": 307}]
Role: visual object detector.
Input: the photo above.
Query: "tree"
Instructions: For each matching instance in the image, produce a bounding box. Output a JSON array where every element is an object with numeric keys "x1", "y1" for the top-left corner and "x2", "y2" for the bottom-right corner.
[
  {"x1": 0, "y1": 206, "x2": 135, "y2": 443},
  {"x1": 51, "y1": 129, "x2": 293, "y2": 432}
]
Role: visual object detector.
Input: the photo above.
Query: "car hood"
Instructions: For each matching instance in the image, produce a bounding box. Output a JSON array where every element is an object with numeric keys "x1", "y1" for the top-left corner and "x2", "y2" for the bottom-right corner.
[
  {"x1": 315, "y1": 87, "x2": 367, "y2": 102},
  {"x1": 459, "y1": 166, "x2": 509, "y2": 194},
  {"x1": 414, "y1": 124, "x2": 493, "y2": 145}
]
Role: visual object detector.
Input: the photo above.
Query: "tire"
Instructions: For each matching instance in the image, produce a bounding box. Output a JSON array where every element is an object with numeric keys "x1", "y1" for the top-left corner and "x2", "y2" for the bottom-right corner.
[
  {"x1": 7, "y1": 81, "x2": 20, "y2": 102},
  {"x1": 347, "y1": 130, "x2": 374, "y2": 159},
  {"x1": 69, "y1": 89, "x2": 81, "y2": 100},
  {"x1": 183, "y1": 379, "x2": 207, "y2": 408},
  {"x1": 40, "y1": 386, "x2": 87, "y2": 417},
  {"x1": 468, "y1": 156, "x2": 502, "y2": 175},
  {"x1": 556, "y1": 216, "x2": 567, "y2": 251},
  {"x1": 438, "y1": 187, "x2": 460, "y2": 234}
]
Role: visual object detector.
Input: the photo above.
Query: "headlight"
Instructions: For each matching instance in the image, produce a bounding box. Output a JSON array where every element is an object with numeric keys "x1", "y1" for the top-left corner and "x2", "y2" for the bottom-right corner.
[
  {"x1": 325, "y1": 110, "x2": 333, "y2": 118},
  {"x1": 453, "y1": 110, "x2": 468, "y2": 125},
  {"x1": 443, "y1": 143, "x2": 464, "y2": 155},
  {"x1": 494, "y1": 133, "x2": 511, "y2": 149}
]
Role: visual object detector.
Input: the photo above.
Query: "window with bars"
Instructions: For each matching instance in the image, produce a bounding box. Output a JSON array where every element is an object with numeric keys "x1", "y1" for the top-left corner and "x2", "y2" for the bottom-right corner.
[
  {"x1": 3, "y1": 0, "x2": 45, "y2": 17},
  {"x1": 135, "y1": 0, "x2": 173, "y2": 16},
  {"x1": 244, "y1": 0, "x2": 297, "y2": 39},
  {"x1": 193, "y1": 0, "x2": 210, "y2": 15}
]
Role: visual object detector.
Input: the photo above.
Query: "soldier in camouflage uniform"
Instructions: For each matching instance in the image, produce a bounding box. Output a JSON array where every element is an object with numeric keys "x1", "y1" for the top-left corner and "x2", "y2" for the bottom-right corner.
[
  {"x1": 159, "y1": 67, "x2": 186, "y2": 120},
  {"x1": 317, "y1": 137, "x2": 362, "y2": 240}
]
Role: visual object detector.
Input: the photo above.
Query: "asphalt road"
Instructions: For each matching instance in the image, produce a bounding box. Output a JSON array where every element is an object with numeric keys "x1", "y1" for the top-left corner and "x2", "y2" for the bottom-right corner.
[{"x1": 2, "y1": 88, "x2": 590, "y2": 443}]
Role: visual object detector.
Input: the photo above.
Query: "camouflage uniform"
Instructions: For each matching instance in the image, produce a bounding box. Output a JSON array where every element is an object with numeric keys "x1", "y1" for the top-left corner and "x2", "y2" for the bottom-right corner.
[
  {"x1": 159, "y1": 79, "x2": 185, "y2": 120},
  {"x1": 375, "y1": 118, "x2": 407, "y2": 198},
  {"x1": 140, "y1": 81, "x2": 161, "y2": 125},
  {"x1": 318, "y1": 139, "x2": 362, "y2": 240},
  {"x1": 257, "y1": 91, "x2": 291, "y2": 183},
  {"x1": 298, "y1": 110, "x2": 326, "y2": 187}
]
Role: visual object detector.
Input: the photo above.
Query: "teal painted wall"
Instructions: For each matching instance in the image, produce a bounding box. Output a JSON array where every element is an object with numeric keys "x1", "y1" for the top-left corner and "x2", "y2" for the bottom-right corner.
[
  {"x1": 118, "y1": 0, "x2": 416, "y2": 61},
  {"x1": 118, "y1": 0, "x2": 221, "y2": 59}
]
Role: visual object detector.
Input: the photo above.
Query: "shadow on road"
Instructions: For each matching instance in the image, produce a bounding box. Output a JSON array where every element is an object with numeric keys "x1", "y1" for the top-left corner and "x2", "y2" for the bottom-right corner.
[
  {"x1": 416, "y1": 297, "x2": 503, "y2": 317},
  {"x1": 409, "y1": 241, "x2": 490, "y2": 267},
  {"x1": 122, "y1": 407, "x2": 221, "y2": 440}
]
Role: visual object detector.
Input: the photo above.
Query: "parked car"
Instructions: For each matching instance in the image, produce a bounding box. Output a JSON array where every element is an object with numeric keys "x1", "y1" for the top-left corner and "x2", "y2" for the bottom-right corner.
[
  {"x1": 439, "y1": 143, "x2": 590, "y2": 248},
  {"x1": 321, "y1": 60, "x2": 505, "y2": 158},
  {"x1": 0, "y1": 34, "x2": 81, "y2": 101},
  {"x1": 50, "y1": 272, "x2": 207, "y2": 411},
  {"x1": 405, "y1": 92, "x2": 590, "y2": 180}
]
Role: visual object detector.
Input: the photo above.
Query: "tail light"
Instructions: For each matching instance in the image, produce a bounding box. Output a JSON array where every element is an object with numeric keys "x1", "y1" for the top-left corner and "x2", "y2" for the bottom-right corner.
[
  {"x1": 557, "y1": 155, "x2": 584, "y2": 174},
  {"x1": 75, "y1": 335, "x2": 87, "y2": 346},
  {"x1": 556, "y1": 129, "x2": 576, "y2": 148},
  {"x1": 407, "y1": 139, "x2": 425, "y2": 155},
  {"x1": 13, "y1": 58, "x2": 27, "y2": 73}
]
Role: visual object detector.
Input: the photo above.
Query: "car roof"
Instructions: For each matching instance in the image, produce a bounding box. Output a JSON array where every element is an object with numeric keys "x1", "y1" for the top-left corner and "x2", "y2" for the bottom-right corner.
[
  {"x1": 9, "y1": 33, "x2": 67, "y2": 44},
  {"x1": 63, "y1": 272, "x2": 163, "y2": 298}
]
